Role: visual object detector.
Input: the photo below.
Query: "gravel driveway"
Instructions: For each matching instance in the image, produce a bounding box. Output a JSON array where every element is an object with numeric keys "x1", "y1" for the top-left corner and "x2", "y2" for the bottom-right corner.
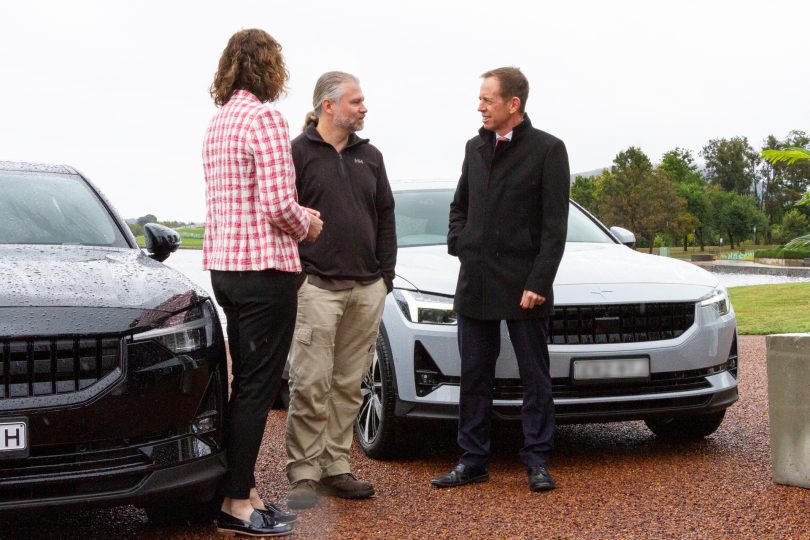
[{"x1": 1, "y1": 336, "x2": 807, "y2": 539}]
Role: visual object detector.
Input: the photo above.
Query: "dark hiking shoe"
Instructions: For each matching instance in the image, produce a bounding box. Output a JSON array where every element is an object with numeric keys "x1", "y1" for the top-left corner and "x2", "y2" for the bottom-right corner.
[
  {"x1": 287, "y1": 479, "x2": 319, "y2": 509},
  {"x1": 318, "y1": 473, "x2": 375, "y2": 499}
]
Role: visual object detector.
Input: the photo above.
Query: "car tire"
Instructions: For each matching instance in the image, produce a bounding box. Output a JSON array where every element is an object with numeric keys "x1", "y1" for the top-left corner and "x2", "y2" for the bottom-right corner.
[
  {"x1": 644, "y1": 410, "x2": 726, "y2": 440},
  {"x1": 354, "y1": 329, "x2": 401, "y2": 459}
]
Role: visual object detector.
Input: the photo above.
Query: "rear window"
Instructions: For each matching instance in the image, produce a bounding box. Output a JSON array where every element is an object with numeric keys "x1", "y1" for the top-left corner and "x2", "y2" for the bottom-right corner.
[{"x1": 0, "y1": 171, "x2": 129, "y2": 247}]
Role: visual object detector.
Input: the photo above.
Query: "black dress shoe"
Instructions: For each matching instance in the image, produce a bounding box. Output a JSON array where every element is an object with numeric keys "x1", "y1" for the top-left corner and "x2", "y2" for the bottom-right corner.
[
  {"x1": 216, "y1": 510, "x2": 293, "y2": 537},
  {"x1": 256, "y1": 501, "x2": 298, "y2": 524},
  {"x1": 527, "y1": 465, "x2": 555, "y2": 492},
  {"x1": 430, "y1": 463, "x2": 489, "y2": 488}
]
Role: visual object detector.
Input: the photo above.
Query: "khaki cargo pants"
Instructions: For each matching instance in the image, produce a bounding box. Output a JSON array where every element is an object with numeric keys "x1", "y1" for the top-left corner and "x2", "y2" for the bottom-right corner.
[{"x1": 285, "y1": 278, "x2": 387, "y2": 483}]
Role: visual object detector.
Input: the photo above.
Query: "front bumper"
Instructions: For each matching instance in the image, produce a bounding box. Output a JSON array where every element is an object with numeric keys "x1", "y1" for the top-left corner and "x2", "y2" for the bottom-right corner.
[
  {"x1": 0, "y1": 436, "x2": 226, "y2": 512},
  {"x1": 395, "y1": 382, "x2": 739, "y2": 423},
  {"x1": 0, "y1": 301, "x2": 229, "y2": 512},
  {"x1": 384, "y1": 293, "x2": 739, "y2": 423}
]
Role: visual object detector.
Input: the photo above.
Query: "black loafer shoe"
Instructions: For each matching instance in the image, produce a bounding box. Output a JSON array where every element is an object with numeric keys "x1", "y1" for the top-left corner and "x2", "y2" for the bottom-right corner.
[
  {"x1": 527, "y1": 465, "x2": 555, "y2": 492},
  {"x1": 430, "y1": 463, "x2": 489, "y2": 488},
  {"x1": 256, "y1": 501, "x2": 298, "y2": 524},
  {"x1": 216, "y1": 510, "x2": 293, "y2": 537}
]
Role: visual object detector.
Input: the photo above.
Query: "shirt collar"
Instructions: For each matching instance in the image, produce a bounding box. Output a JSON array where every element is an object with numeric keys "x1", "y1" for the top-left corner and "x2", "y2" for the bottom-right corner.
[
  {"x1": 305, "y1": 123, "x2": 370, "y2": 149},
  {"x1": 229, "y1": 89, "x2": 261, "y2": 103}
]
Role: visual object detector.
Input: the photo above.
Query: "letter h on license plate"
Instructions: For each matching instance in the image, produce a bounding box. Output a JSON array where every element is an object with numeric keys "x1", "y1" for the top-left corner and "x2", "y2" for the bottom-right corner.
[{"x1": 0, "y1": 419, "x2": 29, "y2": 459}]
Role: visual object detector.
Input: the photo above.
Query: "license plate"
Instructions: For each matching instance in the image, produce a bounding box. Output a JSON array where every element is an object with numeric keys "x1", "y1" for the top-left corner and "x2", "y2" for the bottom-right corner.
[
  {"x1": 572, "y1": 357, "x2": 650, "y2": 383},
  {"x1": 0, "y1": 419, "x2": 28, "y2": 459}
]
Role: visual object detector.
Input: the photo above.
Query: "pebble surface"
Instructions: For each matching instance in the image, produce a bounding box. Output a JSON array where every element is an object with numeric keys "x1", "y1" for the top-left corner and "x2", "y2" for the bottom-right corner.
[{"x1": 1, "y1": 336, "x2": 808, "y2": 539}]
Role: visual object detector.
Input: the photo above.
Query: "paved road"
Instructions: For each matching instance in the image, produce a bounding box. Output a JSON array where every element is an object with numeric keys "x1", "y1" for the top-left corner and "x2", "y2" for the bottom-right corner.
[{"x1": 1, "y1": 336, "x2": 808, "y2": 539}]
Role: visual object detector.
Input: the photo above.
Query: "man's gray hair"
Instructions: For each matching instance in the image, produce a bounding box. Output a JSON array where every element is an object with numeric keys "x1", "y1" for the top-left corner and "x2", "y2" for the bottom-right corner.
[{"x1": 303, "y1": 71, "x2": 360, "y2": 130}]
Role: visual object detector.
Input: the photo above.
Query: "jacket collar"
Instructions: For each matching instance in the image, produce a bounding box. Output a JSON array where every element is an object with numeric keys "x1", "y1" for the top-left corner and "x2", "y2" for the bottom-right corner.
[
  {"x1": 476, "y1": 113, "x2": 533, "y2": 149},
  {"x1": 304, "y1": 123, "x2": 369, "y2": 151}
]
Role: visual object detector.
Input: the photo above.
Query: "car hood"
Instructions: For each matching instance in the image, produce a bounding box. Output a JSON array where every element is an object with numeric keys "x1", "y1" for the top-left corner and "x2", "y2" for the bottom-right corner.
[
  {"x1": 393, "y1": 243, "x2": 720, "y2": 304},
  {"x1": 0, "y1": 245, "x2": 207, "y2": 310}
]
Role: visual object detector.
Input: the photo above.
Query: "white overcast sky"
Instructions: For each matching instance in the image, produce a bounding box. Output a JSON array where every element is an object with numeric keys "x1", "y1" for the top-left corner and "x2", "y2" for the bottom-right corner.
[{"x1": 1, "y1": 1, "x2": 808, "y2": 222}]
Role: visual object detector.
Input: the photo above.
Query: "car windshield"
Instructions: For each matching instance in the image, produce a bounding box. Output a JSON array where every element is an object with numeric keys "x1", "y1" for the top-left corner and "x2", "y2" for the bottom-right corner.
[
  {"x1": 393, "y1": 188, "x2": 615, "y2": 247},
  {"x1": 0, "y1": 171, "x2": 129, "y2": 247}
]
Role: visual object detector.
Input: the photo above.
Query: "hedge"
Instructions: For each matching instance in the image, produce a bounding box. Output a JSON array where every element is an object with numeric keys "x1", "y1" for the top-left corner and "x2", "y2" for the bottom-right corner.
[{"x1": 754, "y1": 247, "x2": 810, "y2": 259}]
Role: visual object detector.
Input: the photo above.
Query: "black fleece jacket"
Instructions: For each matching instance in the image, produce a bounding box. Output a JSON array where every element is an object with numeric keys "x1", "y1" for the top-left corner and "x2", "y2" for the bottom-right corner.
[{"x1": 291, "y1": 125, "x2": 397, "y2": 291}]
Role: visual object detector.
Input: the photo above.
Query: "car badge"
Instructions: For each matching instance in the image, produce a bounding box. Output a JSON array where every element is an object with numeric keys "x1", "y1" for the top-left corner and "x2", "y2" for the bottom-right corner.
[{"x1": 590, "y1": 287, "x2": 614, "y2": 300}]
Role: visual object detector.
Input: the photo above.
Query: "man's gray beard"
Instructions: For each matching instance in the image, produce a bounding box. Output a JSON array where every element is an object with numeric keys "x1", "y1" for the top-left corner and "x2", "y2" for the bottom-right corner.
[{"x1": 334, "y1": 114, "x2": 363, "y2": 133}]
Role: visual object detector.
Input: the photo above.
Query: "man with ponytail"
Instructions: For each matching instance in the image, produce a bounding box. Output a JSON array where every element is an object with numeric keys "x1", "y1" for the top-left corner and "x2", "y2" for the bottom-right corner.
[{"x1": 285, "y1": 71, "x2": 396, "y2": 509}]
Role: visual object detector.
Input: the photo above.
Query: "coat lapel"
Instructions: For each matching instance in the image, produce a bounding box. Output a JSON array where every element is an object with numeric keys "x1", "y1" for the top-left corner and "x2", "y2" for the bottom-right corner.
[{"x1": 476, "y1": 131, "x2": 493, "y2": 163}]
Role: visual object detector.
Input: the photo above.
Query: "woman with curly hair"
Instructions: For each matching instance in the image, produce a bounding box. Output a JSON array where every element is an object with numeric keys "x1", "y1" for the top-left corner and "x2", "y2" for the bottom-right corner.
[{"x1": 203, "y1": 28, "x2": 322, "y2": 537}]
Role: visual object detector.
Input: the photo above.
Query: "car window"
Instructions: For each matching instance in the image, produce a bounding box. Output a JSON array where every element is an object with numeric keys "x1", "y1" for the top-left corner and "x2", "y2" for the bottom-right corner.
[
  {"x1": 393, "y1": 189, "x2": 615, "y2": 247},
  {"x1": 566, "y1": 204, "x2": 615, "y2": 243},
  {"x1": 0, "y1": 171, "x2": 129, "y2": 247},
  {"x1": 394, "y1": 190, "x2": 453, "y2": 247}
]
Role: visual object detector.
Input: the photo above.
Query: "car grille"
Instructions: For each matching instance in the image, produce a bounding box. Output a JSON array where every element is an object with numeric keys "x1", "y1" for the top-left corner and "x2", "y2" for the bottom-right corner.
[
  {"x1": 0, "y1": 337, "x2": 122, "y2": 399},
  {"x1": 550, "y1": 302, "x2": 696, "y2": 345}
]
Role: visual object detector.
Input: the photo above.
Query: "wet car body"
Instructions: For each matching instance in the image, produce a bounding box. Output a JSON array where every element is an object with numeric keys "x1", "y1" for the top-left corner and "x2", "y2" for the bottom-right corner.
[
  {"x1": 0, "y1": 162, "x2": 227, "y2": 514},
  {"x1": 354, "y1": 182, "x2": 739, "y2": 457}
]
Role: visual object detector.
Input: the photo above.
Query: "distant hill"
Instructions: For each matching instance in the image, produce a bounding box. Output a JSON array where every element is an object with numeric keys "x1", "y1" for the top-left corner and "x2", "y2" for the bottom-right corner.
[
  {"x1": 569, "y1": 163, "x2": 708, "y2": 183},
  {"x1": 570, "y1": 168, "x2": 606, "y2": 183}
]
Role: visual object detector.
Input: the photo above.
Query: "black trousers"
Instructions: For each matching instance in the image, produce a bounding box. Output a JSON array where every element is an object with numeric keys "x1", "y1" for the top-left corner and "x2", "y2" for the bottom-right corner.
[
  {"x1": 457, "y1": 314, "x2": 554, "y2": 469},
  {"x1": 211, "y1": 269, "x2": 297, "y2": 499}
]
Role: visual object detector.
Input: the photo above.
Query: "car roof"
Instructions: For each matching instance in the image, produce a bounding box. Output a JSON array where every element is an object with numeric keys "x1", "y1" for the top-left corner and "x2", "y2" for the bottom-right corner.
[
  {"x1": 390, "y1": 179, "x2": 456, "y2": 192},
  {"x1": 0, "y1": 160, "x2": 78, "y2": 175}
]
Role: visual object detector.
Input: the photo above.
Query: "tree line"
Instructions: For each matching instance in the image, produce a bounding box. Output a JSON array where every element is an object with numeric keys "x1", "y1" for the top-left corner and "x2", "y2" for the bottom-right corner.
[
  {"x1": 571, "y1": 130, "x2": 810, "y2": 252},
  {"x1": 127, "y1": 214, "x2": 191, "y2": 237}
]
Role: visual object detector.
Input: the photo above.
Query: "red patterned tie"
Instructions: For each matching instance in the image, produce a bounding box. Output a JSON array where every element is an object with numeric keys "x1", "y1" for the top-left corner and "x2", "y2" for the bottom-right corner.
[{"x1": 495, "y1": 135, "x2": 509, "y2": 148}]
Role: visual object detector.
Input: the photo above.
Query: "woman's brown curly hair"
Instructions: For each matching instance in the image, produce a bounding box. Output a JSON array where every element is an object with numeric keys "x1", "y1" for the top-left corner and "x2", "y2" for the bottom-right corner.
[{"x1": 210, "y1": 29, "x2": 289, "y2": 106}]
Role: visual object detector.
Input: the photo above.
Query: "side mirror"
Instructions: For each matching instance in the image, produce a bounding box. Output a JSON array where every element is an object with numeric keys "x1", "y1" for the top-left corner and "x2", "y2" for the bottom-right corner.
[
  {"x1": 144, "y1": 223, "x2": 181, "y2": 262},
  {"x1": 610, "y1": 226, "x2": 636, "y2": 249}
]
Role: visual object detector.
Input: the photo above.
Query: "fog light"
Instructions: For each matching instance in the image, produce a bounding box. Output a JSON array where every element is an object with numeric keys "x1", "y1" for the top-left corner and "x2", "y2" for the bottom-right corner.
[
  {"x1": 417, "y1": 370, "x2": 439, "y2": 386},
  {"x1": 414, "y1": 341, "x2": 446, "y2": 396},
  {"x1": 727, "y1": 334, "x2": 739, "y2": 378},
  {"x1": 193, "y1": 437, "x2": 213, "y2": 458}
]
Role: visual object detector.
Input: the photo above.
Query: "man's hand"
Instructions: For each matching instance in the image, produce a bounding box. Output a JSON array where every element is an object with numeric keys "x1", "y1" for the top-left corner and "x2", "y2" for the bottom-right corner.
[
  {"x1": 520, "y1": 290, "x2": 546, "y2": 310},
  {"x1": 304, "y1": 207, "x2": 323, "y2": 242}
]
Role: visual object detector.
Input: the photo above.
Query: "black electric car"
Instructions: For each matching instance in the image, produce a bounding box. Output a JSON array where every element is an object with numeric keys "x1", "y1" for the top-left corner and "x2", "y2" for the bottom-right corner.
[{"x1": 0, "y1": 161, "x2": 227, "y2": 520}]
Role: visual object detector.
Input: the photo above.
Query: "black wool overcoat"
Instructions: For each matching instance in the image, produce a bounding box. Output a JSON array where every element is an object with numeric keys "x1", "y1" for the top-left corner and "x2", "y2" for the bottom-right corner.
[{"x1": 448, "y1": 115, "x2": 570, "y2": 320}]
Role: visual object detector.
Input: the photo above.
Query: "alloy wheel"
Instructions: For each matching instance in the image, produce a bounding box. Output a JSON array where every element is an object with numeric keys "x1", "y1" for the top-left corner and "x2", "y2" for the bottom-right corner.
[{"x1": 357, "y1": 350, "x2": 383, "y2": 444}]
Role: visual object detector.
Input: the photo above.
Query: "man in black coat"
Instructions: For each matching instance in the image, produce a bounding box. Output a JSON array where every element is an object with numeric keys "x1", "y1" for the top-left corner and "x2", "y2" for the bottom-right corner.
[{"x1": 431, "y1": 67, "x2": 569, "y2": 492}]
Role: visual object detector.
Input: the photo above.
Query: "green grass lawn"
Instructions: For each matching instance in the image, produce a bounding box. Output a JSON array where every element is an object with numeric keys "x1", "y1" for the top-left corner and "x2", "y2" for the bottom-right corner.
[
  {"x1": 135, "y1": 227, "x2": 203, "y2": 249},
  {"x1": 730, "y1": 282, "x2": 810, "y2": 335}
]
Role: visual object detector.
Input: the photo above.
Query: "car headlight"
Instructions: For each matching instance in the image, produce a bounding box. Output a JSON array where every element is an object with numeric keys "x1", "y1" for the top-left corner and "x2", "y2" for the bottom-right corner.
[
  {"x1": 700, "y1": 287, "x2": 730, "y2": 316},
  {"x1": 393, "y1": 289, "x2": 457, "y2": 325},
  {"x1": 131, "y1": 301, "x2": 216, "y2": 353}
]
